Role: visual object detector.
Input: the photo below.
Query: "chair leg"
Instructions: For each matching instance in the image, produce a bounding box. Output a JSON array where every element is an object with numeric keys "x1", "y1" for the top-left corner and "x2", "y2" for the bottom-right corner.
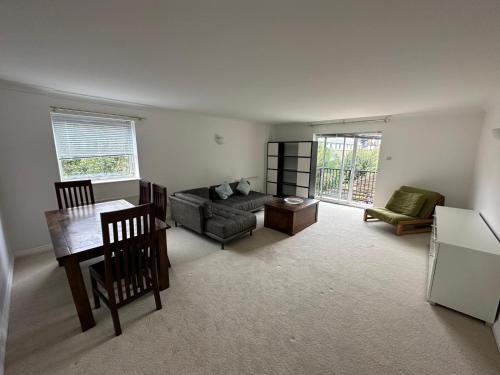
[
  {"x1": 221, "y1": 242, "x2": 224, "y2": 250},
  {"x1": 363, "y1": 210, "x2": 368, "y2": 221},
  {"x1": 249, "y1": 230, "x2": 253, "y2": 236},
  {"x1": 174, "y1": 221, "x2": 178, "y2": 227},
  {"x1": 110, "y1": 305, "x2": 122, "y2": 336},
  {"x1": 152, "y1": 286, "x2": 162, "y2": 310},
  {"x1": 395, "y1": 224, "x2": 403, "y2": 236},
  {"x1": 150, "y1": 258, "x2": 163, "y2": 310},
  {"x1": 91, "y1": 277, "x2": 100, "y2": 309}
]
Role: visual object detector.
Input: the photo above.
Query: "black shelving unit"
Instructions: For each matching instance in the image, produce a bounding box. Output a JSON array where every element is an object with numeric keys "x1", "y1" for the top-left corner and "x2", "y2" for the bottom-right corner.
[{"x1": 266, "y1": 141, "x2": 318, "y2": 198}]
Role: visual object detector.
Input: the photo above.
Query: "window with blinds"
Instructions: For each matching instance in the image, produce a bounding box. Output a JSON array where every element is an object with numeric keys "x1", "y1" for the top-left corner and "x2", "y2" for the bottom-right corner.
[{"x1": 51, "y1": 112, "x2": 140, "y2": 182}]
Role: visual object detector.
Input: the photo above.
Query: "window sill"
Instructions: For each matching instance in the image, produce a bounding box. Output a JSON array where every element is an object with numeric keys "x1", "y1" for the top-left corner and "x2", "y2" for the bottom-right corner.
[{"x1": 91, "y1": 177, "x2": 140, "y2": 185}]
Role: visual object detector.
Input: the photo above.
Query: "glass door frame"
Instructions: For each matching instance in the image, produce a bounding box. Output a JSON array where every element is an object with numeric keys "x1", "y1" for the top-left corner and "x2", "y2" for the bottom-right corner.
[{"x1": 315, "y1": 132, "x2": 382, "y2": 206}]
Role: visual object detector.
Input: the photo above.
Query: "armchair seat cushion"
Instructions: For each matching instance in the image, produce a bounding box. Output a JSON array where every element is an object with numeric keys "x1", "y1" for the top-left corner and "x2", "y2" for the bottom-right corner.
[{"x1": 365, "y1": 207, "x2": 415, "y2": 225}]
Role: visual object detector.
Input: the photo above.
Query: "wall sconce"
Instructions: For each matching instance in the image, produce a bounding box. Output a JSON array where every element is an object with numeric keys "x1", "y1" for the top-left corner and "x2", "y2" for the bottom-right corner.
[{"x1": 214, "y1": 133, "x2": 225, "y2": 145}]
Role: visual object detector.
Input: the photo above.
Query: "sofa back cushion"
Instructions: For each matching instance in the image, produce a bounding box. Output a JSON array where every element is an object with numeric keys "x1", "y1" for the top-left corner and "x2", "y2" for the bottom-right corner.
[
  {"x1": 399, "y1": 185, "x2": 443, "y2": 218},
  {"x1": 179, "y1": 187, "x2": 210, "y2": 200},
  {"x1": 174, "y1": 192, "x2": 213, "y2": 218},
  {"x1": 385, "y1": 190, "x2": 426, "y2": 217}
]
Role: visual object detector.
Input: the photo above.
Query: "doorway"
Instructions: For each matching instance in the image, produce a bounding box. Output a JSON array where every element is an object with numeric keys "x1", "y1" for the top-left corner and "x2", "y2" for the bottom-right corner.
[{"x1": 315, "y1": 133, "x2": 382, "y2": 206}]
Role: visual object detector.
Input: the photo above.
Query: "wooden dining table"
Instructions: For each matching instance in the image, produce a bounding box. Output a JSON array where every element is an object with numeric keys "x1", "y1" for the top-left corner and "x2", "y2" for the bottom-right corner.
[{"x1": 45, "y1": 199, "x2": 170, "y2": 332}]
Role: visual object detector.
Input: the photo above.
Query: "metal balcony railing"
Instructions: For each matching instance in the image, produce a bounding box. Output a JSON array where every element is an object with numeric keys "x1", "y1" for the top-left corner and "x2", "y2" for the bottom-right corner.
[{"x1": 316, "y1": 167, "x2": 377, "y2": 205}]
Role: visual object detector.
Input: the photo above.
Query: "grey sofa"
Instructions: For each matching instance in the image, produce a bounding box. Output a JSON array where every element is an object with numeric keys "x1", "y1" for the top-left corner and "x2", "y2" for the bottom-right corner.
[{"x1": 169, "y1": 182, "x2": 273, "y2": 248}]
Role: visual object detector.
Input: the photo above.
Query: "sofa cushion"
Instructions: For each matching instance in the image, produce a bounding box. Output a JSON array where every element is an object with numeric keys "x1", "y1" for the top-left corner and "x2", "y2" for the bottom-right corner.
[
  {"x1": 216, "y1": 191, "x2": 274, "y2": 211},
  {"x1": 385, "y1": 190, "x2": 425, "y2": 217},
  {"x1": 399, "y1": 186, "x2": 442, "y2": 218},
  {"x1": 205, "y1": 204, "x2": 256, "y2": 239},
  {"x1": 179, "y1": 187, "x2": 210, "y2": 200},
  {"x1": 366, "y1": 207, "x2": 415, "y2": 225},
  {"x1": 236, "y1": 178, "x2": 251, "y2": 196},
  {"x1": 215, "y1": 182, "x2": 234, "y2": 200}
]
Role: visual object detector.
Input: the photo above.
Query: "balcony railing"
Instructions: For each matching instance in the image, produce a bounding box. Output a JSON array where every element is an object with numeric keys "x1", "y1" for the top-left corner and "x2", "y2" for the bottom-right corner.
[{"x1": 316, "y1": 168, "x2": 377, "y2": 205}]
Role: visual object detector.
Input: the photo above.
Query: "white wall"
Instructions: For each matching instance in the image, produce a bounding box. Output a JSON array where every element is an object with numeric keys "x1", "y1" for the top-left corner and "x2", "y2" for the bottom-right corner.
[
  {"x1": 271, "y1": 109, "x2": 484, "y2": 208},
  {"x1": 473, "y1": 99, "x2": 500, "y2": 237},
  {"x1": 0, "y1": 85, "x2": 270, "y2": 253},
  {"x1": 471, "y1": 98, "x2": 500, "y2": 347},
  {"x1": 0, "y1": 204, "x2": 13, "y2": 375}
]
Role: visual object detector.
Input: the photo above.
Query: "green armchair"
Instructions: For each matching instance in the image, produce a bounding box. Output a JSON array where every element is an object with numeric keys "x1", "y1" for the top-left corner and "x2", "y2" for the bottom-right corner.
[{"x1": 363, "y1": 186, "x2": 445, "y2": 235}]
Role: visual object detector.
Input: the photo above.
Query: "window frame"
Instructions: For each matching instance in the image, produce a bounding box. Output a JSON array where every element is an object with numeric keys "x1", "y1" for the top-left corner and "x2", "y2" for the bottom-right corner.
[{"x1": 50, "y1": 112, "x2": 141, "y2": 184}]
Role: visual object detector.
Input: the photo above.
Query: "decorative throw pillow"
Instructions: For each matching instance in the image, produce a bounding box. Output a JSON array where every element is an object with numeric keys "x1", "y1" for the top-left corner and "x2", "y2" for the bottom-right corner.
[
  {"x1": 385, "y1": 190, "x2": 426, "y2": 217},
  {"x1": 215, "y1": 182, "x2": 233, "y2": 200},
  {"x1": 236, "y1": 178, "x2": 251, "y2": 196}
]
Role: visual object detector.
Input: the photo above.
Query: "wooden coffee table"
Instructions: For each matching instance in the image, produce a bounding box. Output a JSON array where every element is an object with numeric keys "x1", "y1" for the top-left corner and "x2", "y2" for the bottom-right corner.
[{"x1": 264, "y1": 198, "x2": 319, "y2": 235}]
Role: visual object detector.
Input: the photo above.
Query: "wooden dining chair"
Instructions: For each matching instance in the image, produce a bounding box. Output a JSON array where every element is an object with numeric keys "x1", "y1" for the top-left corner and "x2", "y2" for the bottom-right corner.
[
  {"x1": 54, "y1": 180, "x2": 95, "y2": 209},
  {"x1": 90, "y1": 203, "x2": 162, "y2": 336},
  {"x1": 139, "y1": 180, "x2": 151, "y2": 205},
  {"x1": 153, "y1": 183, "x2": 171, "y2": 267},
  {"x1": 152, "y1": 183, "x2": 167, "y2": 221}
]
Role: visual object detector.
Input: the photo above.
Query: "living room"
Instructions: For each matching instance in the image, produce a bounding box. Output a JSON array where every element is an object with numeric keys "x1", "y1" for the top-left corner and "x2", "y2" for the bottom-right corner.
[{"x1": 1, "y1": 1, "x2": 500, "y2": 374}]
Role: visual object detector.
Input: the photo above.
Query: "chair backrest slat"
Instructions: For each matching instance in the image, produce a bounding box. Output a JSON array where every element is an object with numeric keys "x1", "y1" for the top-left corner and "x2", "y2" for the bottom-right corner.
[
  {"x1": 100, "y1": 204, "x2": 157, "y2": 305},
  {"x1": 54, "y1": 180, "x2": 95, "y2": 210},
  {"x1": 139, "y1": 180, "x2": 151, "y2": 205},
  {"x1": 121, "y1": 219, "x2": 131, "y2": 299},
  {"x1": 152, "y1": 184, "x2": 167, "y2": 221}
]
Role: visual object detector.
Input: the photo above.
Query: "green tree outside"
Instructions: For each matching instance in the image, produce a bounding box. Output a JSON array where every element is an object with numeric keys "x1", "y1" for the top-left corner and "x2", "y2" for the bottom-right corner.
[{"x1": 61, "y1": 155, "x2": 132, "y2": 179}]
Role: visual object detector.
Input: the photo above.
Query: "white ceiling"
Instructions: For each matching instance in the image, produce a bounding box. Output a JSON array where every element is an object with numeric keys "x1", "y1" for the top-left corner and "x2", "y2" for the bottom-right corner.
[{"x1": 1, "y1": 0, "x2": 500, "y2": 123}]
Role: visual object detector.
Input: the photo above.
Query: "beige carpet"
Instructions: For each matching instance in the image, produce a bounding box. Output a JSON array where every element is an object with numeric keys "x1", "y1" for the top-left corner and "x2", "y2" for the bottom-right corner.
[{"x1": 5, "y1": 203, "x2": 500, "y2": 374}]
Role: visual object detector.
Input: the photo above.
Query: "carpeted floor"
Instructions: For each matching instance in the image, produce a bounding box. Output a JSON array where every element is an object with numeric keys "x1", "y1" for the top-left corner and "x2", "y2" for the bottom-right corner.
[{"x1": 5, "y1": 203, "x2": 500, "y2": 374}]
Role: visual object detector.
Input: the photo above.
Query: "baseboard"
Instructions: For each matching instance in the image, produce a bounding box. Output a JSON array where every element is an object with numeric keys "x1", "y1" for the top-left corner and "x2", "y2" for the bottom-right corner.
[
  {"x1": 15, "y1": 244, "x2": 52, "y2": 259},
  {"x1": 0, "y1": 257, "x2": 14, "y2": 375}
]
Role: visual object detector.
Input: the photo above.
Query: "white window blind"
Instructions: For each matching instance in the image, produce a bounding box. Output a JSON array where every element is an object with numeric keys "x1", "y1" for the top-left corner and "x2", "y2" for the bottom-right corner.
[{"x1": 51, "y1": 112, "x2": 140, "y2": 182}]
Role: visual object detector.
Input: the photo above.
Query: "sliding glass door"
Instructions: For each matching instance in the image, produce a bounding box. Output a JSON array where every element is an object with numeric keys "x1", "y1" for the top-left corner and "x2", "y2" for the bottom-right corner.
[{"x1": 316, "y1": 133, "x2": 381, "y2": 206}]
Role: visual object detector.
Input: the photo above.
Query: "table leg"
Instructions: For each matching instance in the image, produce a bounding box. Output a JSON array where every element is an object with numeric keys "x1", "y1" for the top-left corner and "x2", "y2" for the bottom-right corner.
[
  {"x1": 158, "y1": 230, "x2": 170, "y2": 290},
  {"x1": 63, "y1": 256, "x2": 96, "y2": 332}
]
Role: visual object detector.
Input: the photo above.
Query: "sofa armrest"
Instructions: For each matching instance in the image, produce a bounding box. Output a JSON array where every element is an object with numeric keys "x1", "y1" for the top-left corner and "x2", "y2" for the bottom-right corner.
[{"x1": 169, "y1": 196, "x2": 205, "y2": 234}]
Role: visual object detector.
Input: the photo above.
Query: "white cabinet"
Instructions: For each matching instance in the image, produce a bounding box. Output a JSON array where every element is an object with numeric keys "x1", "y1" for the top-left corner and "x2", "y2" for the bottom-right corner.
[{"x1": 427, "y1": 206, "x2": 500, "y2": 324}]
